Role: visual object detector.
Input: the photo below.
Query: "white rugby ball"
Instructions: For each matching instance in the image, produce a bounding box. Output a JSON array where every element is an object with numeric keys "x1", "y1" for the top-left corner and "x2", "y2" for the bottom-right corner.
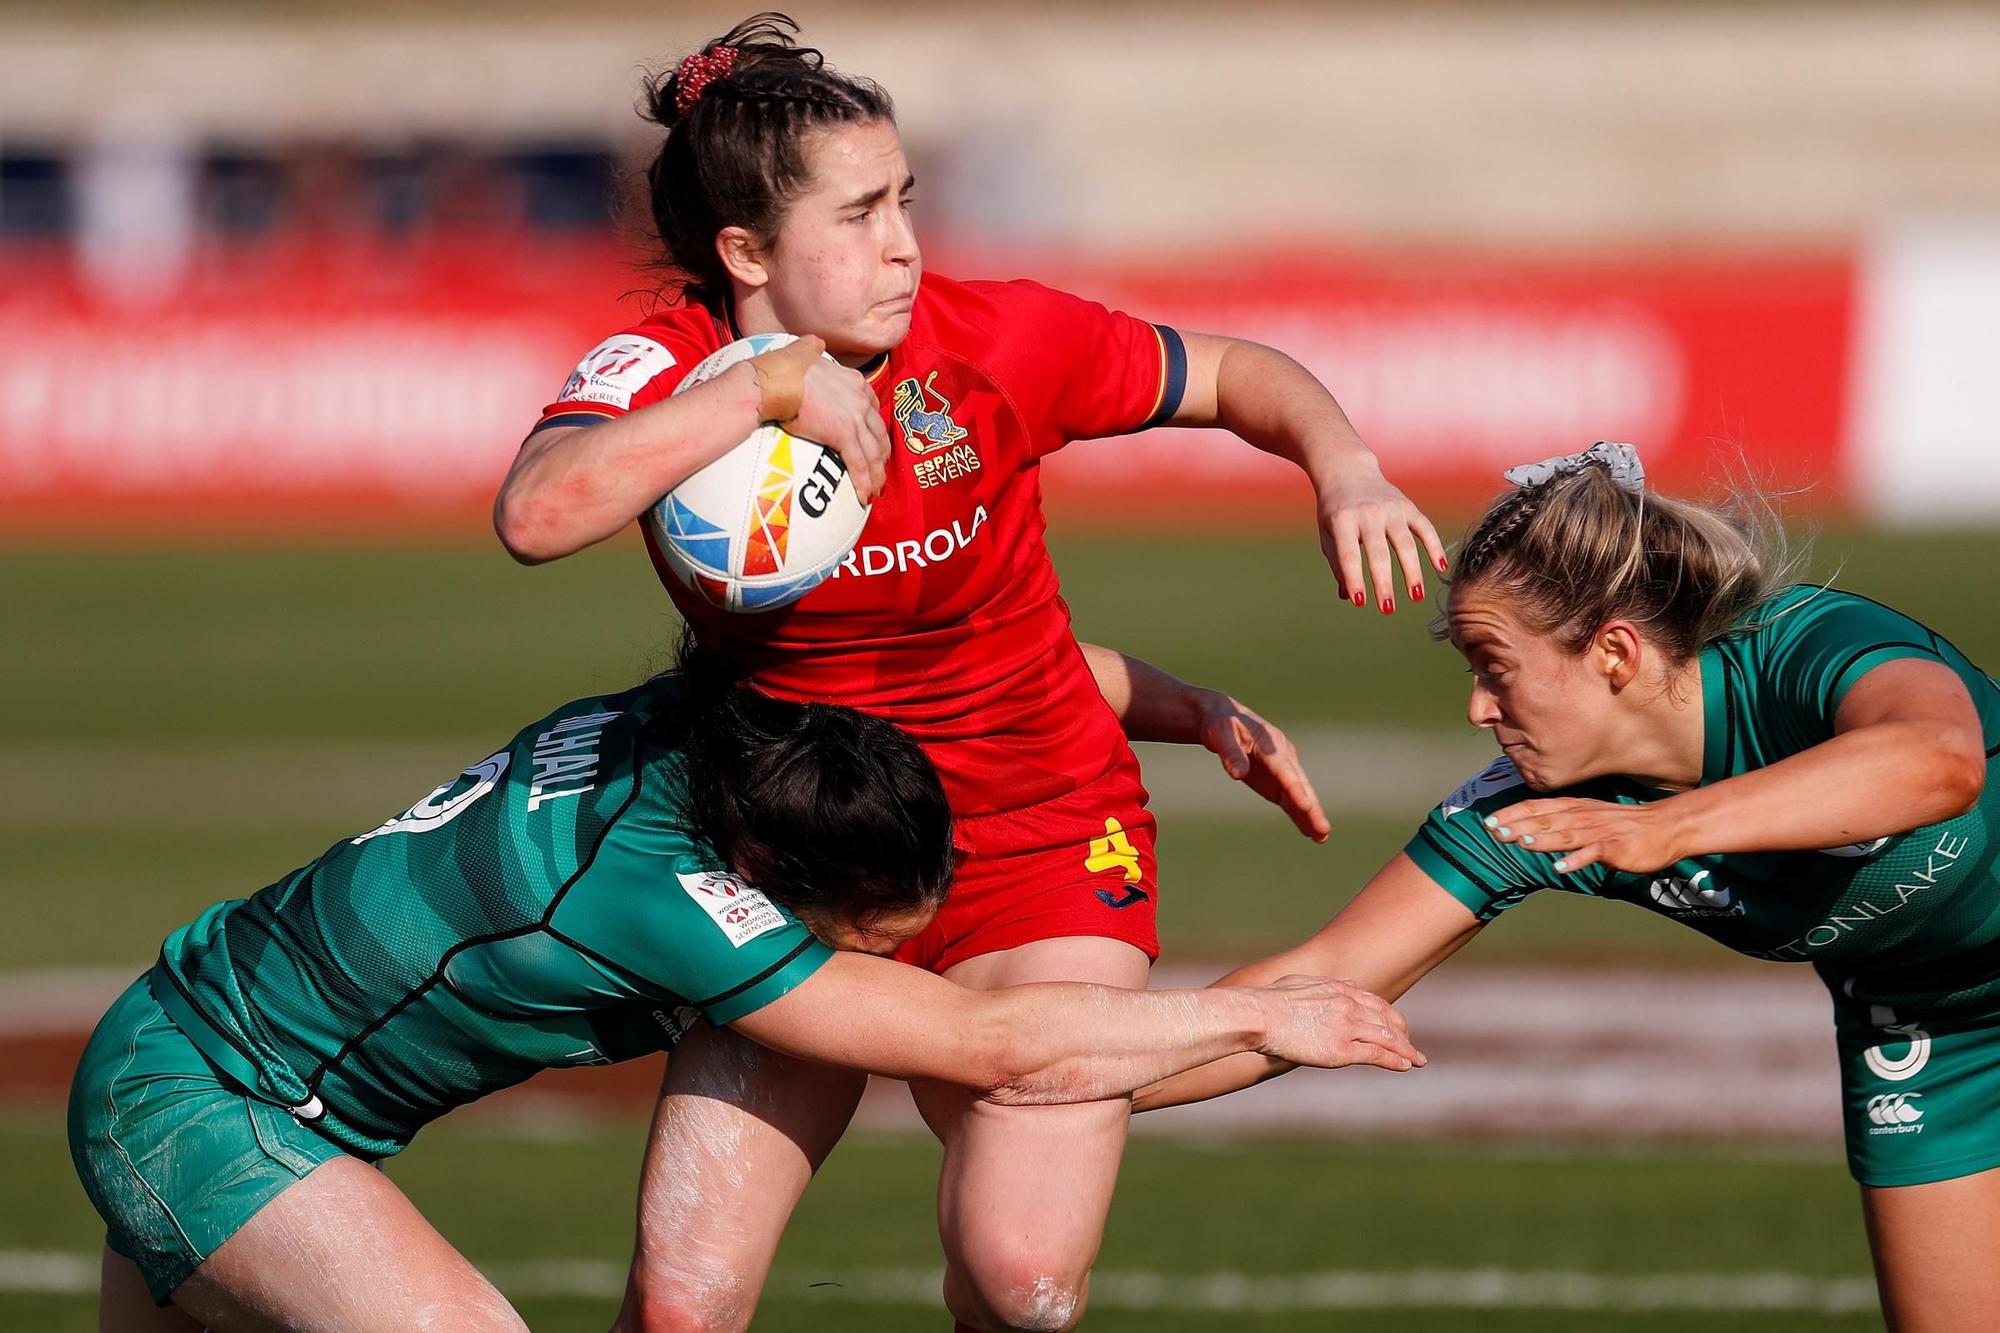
[{"x1": 646, "y1": 333, "x2": 868, "y2": 613}]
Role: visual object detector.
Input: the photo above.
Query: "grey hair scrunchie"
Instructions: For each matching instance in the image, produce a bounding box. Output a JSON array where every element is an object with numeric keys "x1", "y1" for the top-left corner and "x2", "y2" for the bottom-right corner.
[{"x1": 1501, "y1": 441, "x2": 1646, "y2": 493}]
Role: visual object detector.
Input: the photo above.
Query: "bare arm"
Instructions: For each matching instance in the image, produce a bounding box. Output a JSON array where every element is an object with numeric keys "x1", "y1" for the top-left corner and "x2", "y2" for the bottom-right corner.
[
  {"x1": 494, "y1": 339, "x2": 891, "y2": 564},
  {"x1": 1485, "y1": 659, "x2": 1988, "y2": 875},
  {"x1": 1080, "y1": 643, "x2": 1211, "y2": 744},
  {"x1": 1175, "y1": 332, "x2": 1445, "y2": 609},
  {"x1": 1080, "y1": 642, "x2": 1329, "y2": 840},
  {"x1": 495, "y1": 365, "x2": 765, "y2": 564},
  {"x1": 727, "y1": 951, "x2": 1424, "y2": 1106},
  {"x1": 1133, "y1": 853, "x2": 1482, "y2": 1112}
]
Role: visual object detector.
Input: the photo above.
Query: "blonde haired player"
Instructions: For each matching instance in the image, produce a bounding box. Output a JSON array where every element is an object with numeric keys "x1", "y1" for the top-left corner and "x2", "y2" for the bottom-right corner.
[{"x1": 1139, "y1": 445, "x2": 2000, "y2": 1333}]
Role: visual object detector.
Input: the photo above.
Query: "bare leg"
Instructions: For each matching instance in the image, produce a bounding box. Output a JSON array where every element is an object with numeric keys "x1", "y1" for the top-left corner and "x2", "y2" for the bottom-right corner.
[
  {"x1": 99, "y1": 1249, "x2": 203, "y2": 1332},
  {"x1": 1863, "y1": 1166, "x2": 2000, "y2": 1332},
  {"x1": 165, "y1": 1155, "x2": 525, "y2": 1333},
  {"x1": 911, "y1": 936, "x2": 1150, "y2": 1333},
  {"x1": 613, "y1": 1020, "x2": 865, "y2": 1333}
]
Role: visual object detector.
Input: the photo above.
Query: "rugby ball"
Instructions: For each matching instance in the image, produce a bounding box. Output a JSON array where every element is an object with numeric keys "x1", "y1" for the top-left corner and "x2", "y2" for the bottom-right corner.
[{"x1": 645, "y1": 334, "x2": 868, "y2": 613}]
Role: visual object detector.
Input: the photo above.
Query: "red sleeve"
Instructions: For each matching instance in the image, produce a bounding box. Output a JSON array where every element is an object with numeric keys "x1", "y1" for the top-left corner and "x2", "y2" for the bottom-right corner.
[
  {"x1": 531, "y1": 317, "x2": 716, "y2": 434},
  {"x1": 976, "y1": 279, "x2": 1187, "y2": 458}
]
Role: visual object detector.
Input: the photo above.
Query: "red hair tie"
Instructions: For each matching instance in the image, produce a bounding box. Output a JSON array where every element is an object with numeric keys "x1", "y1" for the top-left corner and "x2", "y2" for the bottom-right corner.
[{"x1": 675, "y1": 46, "x2": 739, "y2": 112}]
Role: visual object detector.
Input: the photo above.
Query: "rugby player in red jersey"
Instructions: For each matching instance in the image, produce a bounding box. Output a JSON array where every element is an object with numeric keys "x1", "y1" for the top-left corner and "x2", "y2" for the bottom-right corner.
[{"x1": 494, "y1": 15, "x2": 1442, "y2": 1331}]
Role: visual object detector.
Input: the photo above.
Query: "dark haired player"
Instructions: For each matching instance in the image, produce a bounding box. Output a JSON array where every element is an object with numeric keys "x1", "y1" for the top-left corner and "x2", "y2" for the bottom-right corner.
[
  {"x1": 69, "y1": 659, "x2": 1420, "y2": 1331},
  {"x1": 493, "y1": 14, "x2": 1444, "y2": 1331}
]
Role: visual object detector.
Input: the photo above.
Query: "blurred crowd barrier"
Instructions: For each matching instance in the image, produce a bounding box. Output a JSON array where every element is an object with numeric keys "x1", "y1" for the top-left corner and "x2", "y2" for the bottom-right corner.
[
  {"x1": 3, "y1": 4, "x2": 1997, "y2": 534},
  {"x1": 0, "y1": 229, "x2": 1992, "y2": 533}
]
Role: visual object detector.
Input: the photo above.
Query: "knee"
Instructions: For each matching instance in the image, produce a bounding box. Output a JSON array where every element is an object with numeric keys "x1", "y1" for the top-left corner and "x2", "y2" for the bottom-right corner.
[{"x1": 943, "y1": 1250, "x2": 1091, "y2": 1333}]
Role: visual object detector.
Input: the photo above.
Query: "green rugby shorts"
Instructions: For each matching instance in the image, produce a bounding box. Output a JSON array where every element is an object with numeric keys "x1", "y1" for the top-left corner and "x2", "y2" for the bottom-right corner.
[
  {"x1": 1834, "y1": 988, "x2": 2000, "y2": 1188},
  {"x1": 67, "y1": 975, "x2": 348, "y2": 1303}
]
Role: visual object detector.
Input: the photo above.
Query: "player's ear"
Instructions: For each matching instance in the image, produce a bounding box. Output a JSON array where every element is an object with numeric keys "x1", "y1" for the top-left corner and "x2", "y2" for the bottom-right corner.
[
  {"x1": 1596, "y1": 620, "x2": 1646, "y2": 691},
  {"x1": 717, "y1": 226, "x2": 770, "y2": 290}
]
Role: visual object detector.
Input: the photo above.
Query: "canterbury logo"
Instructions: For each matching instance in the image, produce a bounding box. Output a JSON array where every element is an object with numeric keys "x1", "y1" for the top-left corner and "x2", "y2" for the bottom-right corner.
[
  {"x1": 1647, "y1": 869, "x2": 1737, "y2": 914},
  {"x1": 1866, "y1": 1093, "x2": 1923, "y2": 1126}
]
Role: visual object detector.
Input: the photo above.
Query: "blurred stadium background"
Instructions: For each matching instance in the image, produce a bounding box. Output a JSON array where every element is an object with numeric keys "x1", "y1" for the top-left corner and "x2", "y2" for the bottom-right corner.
[{"x1": 5, "y1": 2, "x2": 1999, "y2": 1328}]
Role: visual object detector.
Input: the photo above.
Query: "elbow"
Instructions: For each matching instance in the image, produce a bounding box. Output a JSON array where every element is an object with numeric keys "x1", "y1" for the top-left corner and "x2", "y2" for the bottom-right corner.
[
  {"x1": 980, "y1": 1046, "x2": 1099, "y2": 1108},
  {"x1": 966, "y1": 1009, "x2": 1045, "y2": 1105},
  {"x1": 977, "y1": 1041, "x2": 1034, "y2": 1106},
  {"x1": 1936, "y1": 742, "x2": 1987, "y2": 819},
  {"x1": 982, "y1": 1069, "x2": 1061, "y2": 1107},
  {"x1": 492, "y1": 490, "x2": 565, "y2": 565}
]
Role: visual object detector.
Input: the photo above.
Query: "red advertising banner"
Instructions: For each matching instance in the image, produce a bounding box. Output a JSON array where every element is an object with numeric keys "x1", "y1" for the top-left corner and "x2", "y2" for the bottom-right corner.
[
  {"x1": 1040, "y1": 250, "x2": 1854, "y2": 522},
  {"x1": 0, "y1": 238, "x2": 1853, "y2": 536}
]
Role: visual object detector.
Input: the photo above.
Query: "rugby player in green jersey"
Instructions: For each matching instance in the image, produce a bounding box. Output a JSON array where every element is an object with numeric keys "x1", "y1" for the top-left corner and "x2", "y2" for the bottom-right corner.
[
  {"x1": 68, "y1": 650, "x2": 1423, "y2": 1333},
  {"x1": 1137, "y1": 444, "x2": 1999, "y2": 1333}
]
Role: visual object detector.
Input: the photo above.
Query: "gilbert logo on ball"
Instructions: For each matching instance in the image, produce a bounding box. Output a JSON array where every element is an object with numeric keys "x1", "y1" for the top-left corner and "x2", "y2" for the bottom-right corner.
[{"x1": 646, "y1": 333, "x2": 870, "y2": 612}]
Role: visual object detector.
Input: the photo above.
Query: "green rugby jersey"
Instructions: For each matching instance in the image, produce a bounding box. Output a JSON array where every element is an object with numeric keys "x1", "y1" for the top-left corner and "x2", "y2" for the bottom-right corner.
[
  {"x1": 1407, "y1": 586, "x2": 2000, "y2": 1015},
  {"x1": 148, "y1": 677, "x2": 832, "y2": 1158}
]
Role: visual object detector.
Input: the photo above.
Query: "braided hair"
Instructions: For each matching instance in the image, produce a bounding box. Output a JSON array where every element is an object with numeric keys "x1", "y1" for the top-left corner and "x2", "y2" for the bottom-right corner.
[
  {"x1": 639, "y1": 13, "x2": 895, "y2": 310},
  {"x1": 1441, "y1": 459, "x2": 1794, "y2": 664}
]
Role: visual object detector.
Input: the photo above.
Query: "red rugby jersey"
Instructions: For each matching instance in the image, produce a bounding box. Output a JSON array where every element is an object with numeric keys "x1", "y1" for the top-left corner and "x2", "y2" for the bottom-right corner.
[{"x1": 533, "y1": 273, "x2": 1188, "y2": 818}]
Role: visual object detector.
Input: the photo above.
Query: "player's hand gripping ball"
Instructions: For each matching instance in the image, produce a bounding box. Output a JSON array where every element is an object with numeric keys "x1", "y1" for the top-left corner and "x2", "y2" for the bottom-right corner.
[{"x1": 647, "y1": 334, "x2": 871, "y2": 612}]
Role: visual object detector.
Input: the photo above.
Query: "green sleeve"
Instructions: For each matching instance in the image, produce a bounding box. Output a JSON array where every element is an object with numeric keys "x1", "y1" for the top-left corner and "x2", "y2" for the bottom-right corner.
[
  {"x1": 547, "y1": 793, "x2": 832, "y2": 1026},
  {"x1": 1760, "y1": 588, "x2": 1952, "y2": 725},
  {"x1": 1401, "y1": 756, "x2": 1605, "y2": 922}
]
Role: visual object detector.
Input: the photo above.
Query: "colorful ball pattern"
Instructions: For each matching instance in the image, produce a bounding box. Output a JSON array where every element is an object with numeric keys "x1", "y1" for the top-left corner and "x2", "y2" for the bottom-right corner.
[{"x1": 646, "y1": 334, "x2": 869, "y2": 613}]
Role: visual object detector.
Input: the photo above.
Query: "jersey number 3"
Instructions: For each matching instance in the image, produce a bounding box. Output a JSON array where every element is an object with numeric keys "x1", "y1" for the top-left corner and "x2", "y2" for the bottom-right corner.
[{"x1": 351, "y1": 752, "x2": 511, "y2": 845}]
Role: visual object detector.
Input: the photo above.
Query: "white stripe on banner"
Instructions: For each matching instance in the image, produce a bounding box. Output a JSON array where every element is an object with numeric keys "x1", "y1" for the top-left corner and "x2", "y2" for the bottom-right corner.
[{"x1": 0, "y1": 1250, "x2": 1878, "y2": 1314}]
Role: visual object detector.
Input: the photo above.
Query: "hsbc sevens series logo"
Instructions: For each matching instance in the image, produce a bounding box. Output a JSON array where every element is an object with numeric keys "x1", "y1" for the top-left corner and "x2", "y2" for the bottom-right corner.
[
  {"x1": 676, "y1": 870, "x2": 788, "y2": 947},
  {"x1": 558, "y1": 334, "x2": 676, "y2": 409},
  {"x1": 1866, "y1": 1092, "x2": 1924, "y2": 1135}
]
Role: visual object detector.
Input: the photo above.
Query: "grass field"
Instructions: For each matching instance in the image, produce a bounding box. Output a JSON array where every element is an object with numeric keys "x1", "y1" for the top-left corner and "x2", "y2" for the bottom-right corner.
[
  {"x1": 9, "y1": 528, "x2": 1997, "y2": 974},
  {"x1": 2, "y1": 1113, "x2": 1879, "y2": 1332},
  {"x1": 8, "y1": 529, "x2": 1992, "y2": 1329}
]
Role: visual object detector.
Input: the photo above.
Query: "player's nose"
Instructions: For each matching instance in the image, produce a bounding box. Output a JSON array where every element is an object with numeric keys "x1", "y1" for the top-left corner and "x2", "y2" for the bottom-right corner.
[
  {"x1": 884, "y1": 211, "x2": 919, "y2": 266},
  {"x1": 1467, "y1": 684, "x2": 1502, "y2": 729}
]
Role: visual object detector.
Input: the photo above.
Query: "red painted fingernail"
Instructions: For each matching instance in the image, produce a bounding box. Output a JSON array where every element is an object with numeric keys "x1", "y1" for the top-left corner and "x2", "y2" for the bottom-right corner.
[
  {"x1": 1353, "y1": 591, "x2": 1366, "y2": 607},
  {"x1": 1435, "y1": 555, "x2": 1449, "y2": 572},
  {"x1": 1380, "y1": 597, "x2": 1394, "y2": 615},
  {"x1": 1412, "y1": 585, "x2": 1425, "y2": 601}
]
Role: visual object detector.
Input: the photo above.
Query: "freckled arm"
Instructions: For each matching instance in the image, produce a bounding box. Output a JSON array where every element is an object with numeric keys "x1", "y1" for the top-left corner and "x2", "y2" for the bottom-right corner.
[{"x1": 494, "y1": 364, "x2": 767, "y2": 564}]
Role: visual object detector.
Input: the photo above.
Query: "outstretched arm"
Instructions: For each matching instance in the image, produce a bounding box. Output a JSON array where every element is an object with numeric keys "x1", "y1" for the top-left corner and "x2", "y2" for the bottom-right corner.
[
  {"x1": 1174, "y1": 333, "x2": 1446, "y2": 611},
  {"x1": 1483, "y1": 658, "x2": 1988, "y2": 876},
  {"x1": 728, "y1": 952, "x2": 1425, "y2": 1106},
  {"x1": 1080, "y1": 642, "x2": 1328, "y2": 840},
  {"x1": 1133, "y1": 853, "x2": 1481, "y2": 1112}
]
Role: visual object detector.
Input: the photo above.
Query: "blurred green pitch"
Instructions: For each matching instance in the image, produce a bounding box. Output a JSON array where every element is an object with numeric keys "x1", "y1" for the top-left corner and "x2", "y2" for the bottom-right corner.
[{"x1": 10, "y1": 528, "x2": 1993, "y2": 1327}]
